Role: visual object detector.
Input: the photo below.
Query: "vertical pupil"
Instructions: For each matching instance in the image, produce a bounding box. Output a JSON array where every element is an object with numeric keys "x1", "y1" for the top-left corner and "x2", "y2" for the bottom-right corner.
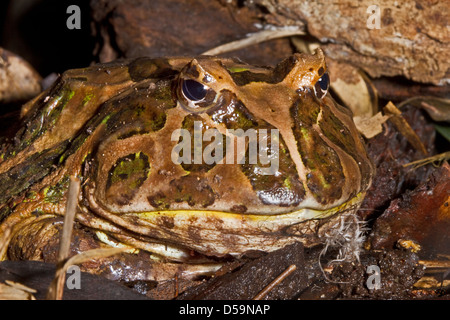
[{"x1": 182, "y1": 80, "x2": 207, "y2": 101}]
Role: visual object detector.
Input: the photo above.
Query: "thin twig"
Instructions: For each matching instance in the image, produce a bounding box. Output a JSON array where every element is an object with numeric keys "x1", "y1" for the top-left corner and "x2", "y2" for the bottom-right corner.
[
  {"x1": 419, "y1": 260, "x2": 450, "y2": 269},
  {"x1": 202, "y1": 28, "x2": 306, "y2": 56},
  {"x1": 403, "y1": 151, "x2": 450, "y2": 169},
  {"x1": 0, "y1": 226, "x2": 12, "y2": 260},
  {"x1": 253, "y1": 264, "x2": 297, "y2": 300}
]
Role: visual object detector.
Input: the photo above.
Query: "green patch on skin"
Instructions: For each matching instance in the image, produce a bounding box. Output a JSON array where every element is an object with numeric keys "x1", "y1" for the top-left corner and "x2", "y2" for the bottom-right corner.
[
  {"x1": 0, "y1": 140, "x2": 70, "y2": 208},
  {"x1": 241, "y1": 131, "x2": 306, "y2": 206},
  {"x1": 147, "y1": 192, "x2": 170, "y2": 209},
  {"x1": 227, "y1": 67, "x2": 250, "y2": 73},
  {"x1": 150, "y1": 110, "x2": 167, "y2": 131},
  {"x1": 151, "y1": 84, "x2": 173, "y2": 102},
  {"x1": 23, "y1": 191, "x2": 37, "y2": 202},
  {"x1": 290, "y1": 94, "x2": 345, "y2": 204},
  {"x1": 4, "y1": 85, "x2": 75, "y2": 160},
  {"x1": 32, "y1": 208, "x2": 46, "y2": 216},
  {"x1": 48, "y1": 89, "x2": 75, "y2": 127},
  {"x1": 0, "y1": 206, "x2": 12, "y2": 223},
  {"x1": 283, "y1": 177, "x2": 292, "y2": 189},
  {"x1": 108, "y1": 152, "x2": 150, "y2": 192},
  {"x1": 210, "y1": 97, "x2": 257, "y2": 131},
  {"x1": 82, "y1": 92, "x2": 95, "y2": 106},
  {"x1": 44, "y1": 175, "x2": 70, "y2": 204},
  {"x1": 101, "y1": 114, "x2": 112, "y2": 125}
]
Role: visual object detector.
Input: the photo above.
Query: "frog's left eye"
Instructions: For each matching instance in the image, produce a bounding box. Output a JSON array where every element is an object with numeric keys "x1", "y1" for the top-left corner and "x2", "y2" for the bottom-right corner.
[
  {"x1": 178, "y1": 78, "x2": 218, "y2": 112},
  {"x1": 314, "y1": 72, "x2": 329, "y2": 99}
]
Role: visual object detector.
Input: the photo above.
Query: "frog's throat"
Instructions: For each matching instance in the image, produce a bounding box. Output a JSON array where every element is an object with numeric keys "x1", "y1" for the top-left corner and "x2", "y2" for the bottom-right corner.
[{"x1": 86, "y1": 187, "x2": 364, "y2": 258}]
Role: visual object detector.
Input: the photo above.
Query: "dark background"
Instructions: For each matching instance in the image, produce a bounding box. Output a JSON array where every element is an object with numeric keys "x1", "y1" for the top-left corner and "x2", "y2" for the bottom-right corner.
[{"x1": 0, "y1": 0, "x2": 95, "y2": 77}]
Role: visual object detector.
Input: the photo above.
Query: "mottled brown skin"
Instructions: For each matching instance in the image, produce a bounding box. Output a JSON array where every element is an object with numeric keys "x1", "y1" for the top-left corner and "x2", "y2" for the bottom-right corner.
[{"x1": 0, "y1": 50, "x2": 373, "y2": 280}]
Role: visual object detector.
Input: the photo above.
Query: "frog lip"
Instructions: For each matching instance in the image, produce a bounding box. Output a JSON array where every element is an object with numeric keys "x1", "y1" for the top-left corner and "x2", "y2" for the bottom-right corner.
[{"x1": 85, "y1": 185, "x2": 364, "y2": 257}]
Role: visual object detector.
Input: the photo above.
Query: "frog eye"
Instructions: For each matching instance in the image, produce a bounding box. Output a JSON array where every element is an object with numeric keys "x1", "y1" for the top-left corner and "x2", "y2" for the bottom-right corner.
[
  {"x1": 178, "y1": 78, "x2": 218, "y2": 112},
  {"x1": 182, "y1": 79, "x2": 208, "y2": 101},
  {"x1": 314, "y1": 72, "x2": 329, "y2": 99}
]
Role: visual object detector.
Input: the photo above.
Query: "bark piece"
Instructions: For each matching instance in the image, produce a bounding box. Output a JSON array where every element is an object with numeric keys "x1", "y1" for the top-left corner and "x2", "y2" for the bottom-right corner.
[{"x1": 254, "y1": 0, "x2": 449, "y2": 85}]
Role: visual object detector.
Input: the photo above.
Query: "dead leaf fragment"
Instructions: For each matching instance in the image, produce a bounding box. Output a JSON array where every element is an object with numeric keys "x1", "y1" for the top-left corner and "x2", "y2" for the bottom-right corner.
[
  {"x1": 384, "y1": 101, "x2": 428, "y2": 155},
  {"x1": 398, "y1": 96, "x2": 450, "y2": 122},
  {"x1": 327, "y1": 60, "x2": 378, "y2": 118},
  {"x1": 414, "y1": 276, "x2": 450, "y2": 289},
  {"x1": 354, "y1": 112, "x2": 390, "y2": 139}
]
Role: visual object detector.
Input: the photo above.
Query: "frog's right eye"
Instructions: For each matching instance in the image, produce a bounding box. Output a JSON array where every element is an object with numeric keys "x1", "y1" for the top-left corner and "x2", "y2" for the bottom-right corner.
[
  {"x1": 182, "y1": 79, "x2": 208, "y2": 101},
  {"x1": 314, "y1": 72, "x2": 329, "y2": 99},
  {"x1": 178, "y1": 78, "x2": 218, "y2": 113}
]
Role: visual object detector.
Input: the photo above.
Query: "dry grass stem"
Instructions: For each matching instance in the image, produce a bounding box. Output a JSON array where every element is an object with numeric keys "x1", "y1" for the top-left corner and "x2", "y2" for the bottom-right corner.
[
  {"x1": 57, "y1": 176, "x2": 80, "y2": 262},
  {"x1": 46, "y1": 176, "x2": 129, "y2": 300},
  {"x1": 46, "y1": 176, "x2": 79, "y2": 300},
  {"x1": 202, "y1": 28, "x2": 305, "y2": 56},
  {"x1": 0, "y1": 226, "x2": 12, "y2": 260},
  {"x1": 403, "y1": 151, "x2": 450, "y2": 169},
  {"x1": 419, "y1": 260, "x2": 450, "y2": 269},
  {"x1": 253, "y1": 264, "x2": 297, "y2": 300},
  {"x1": 0, "y1": 281, "x2": 37, "y2": 300}
]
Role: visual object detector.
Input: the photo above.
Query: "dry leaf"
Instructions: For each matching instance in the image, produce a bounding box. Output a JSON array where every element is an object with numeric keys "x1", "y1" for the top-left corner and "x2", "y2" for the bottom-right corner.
[
  {"x1": 354, "y1": 112, "x2": 391, "y2": 139},
  {"x1": 414, "y1": 276, "x2": 450, "y2": 289},
  {"x1": 327, "y1": 60, "x2": 378, "y2": 118},
  {"x1": 398, "y1": 96, "x2": 450, "y2": 122},
  {"x1": 0, "y1": 48, "x2": 42, "y2": 104},
  {"x1": 57, "y1": 176, "x2": 80, "y2": 262},
  {"x1": 384, "y1": 101, "x2": 428, "y2": 155}
]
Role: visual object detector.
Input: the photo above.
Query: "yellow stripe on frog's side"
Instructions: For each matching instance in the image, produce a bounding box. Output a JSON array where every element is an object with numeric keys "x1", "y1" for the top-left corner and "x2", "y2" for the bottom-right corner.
[
  {"x1": 87, "y1": 186, "x2": 364, "y2": 256},
  {"x1": 134, "y1": 191, "x2": 363, "y2": 227}
]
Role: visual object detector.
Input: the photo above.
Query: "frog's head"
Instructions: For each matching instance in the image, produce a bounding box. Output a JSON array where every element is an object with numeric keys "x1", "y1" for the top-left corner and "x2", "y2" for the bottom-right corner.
[
  {"x1": 83, "y1": 50, "x2": 373, "y2": 257},
  {"x1": 176, "y1": 48, "x2": 330, "y2": 114}
]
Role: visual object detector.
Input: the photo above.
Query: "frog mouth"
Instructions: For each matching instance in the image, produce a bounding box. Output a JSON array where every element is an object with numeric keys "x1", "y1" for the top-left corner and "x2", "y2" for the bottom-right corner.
[{"x1": 84, "y1": 187, "x2": 364, "y2": 260}]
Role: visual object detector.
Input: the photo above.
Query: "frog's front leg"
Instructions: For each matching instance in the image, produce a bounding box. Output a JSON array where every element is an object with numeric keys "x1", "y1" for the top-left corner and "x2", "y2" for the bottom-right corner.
[
  {"x1": 0, "y1": 210, "x2": 100, "y2": 262},
  {"x1": 0, "y1": 209, "x2": 223, "y2": 283}
]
